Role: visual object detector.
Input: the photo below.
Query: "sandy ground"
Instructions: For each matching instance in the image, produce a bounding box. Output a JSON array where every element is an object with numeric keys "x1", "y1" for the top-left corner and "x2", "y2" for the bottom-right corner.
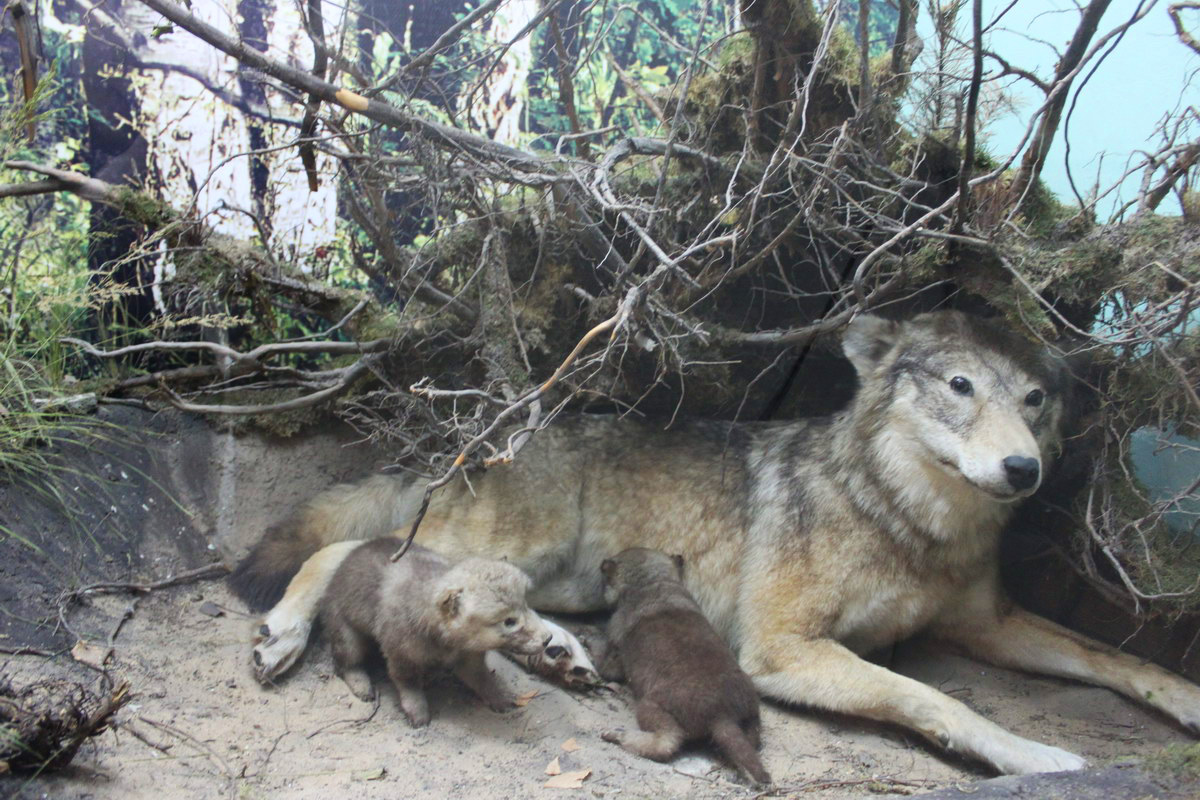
[
  {"x1": 1, "y1": 408, "x2": 1197, "y2": 799},
  {"x1": 4, "y1": 578, "x2": 1197, "y2": 800}
]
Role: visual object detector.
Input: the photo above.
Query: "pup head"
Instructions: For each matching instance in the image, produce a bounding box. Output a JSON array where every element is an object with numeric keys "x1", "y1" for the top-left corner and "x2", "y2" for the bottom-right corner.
[
  {"x1": 600, "y1": 547, "x2": 685, "y2": 605},
  {"x1": 843, "y1": 311, "x2": 1066, "y2": 501},
  {"x1": 435, "y1": 558, "x2": 550, "y2": 656}
]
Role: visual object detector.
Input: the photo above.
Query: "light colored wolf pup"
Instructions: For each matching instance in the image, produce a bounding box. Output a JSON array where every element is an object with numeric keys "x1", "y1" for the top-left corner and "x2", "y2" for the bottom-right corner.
[
  {"x1": 320, "y1": 538, "x2": 550, "y2": 727},
  {"x1": 598, "y1": 548, "x2": 771, "y2": 786}
]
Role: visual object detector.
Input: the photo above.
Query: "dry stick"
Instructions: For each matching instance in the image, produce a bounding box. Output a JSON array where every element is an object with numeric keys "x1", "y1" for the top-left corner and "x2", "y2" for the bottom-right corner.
[
  {"x1": 389, "y1": 292, "x2": 638, "y2": 562},
  {"x1": 298, "y1": 0, "x2": 328, "y2": 192},
  {"x1": 0, "y1": 645, "x2": 59, "y2": 656},
  {"x1": 158, "y1": 355, "x2": 379, "y2": 415},
  {"x1": 1169, "y1": 1, "x2": 1200, "y2": 54},
  {"x1": 0, "y1": 179, "x2": 61, "y2": 198}
]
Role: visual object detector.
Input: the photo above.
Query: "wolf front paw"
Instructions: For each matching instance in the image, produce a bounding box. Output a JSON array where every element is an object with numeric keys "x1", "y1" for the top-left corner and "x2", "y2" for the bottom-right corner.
[
  {"x1": 521, "y1": 619, "x2": 603, "y2": 689},
  {"x1": 995, "y1": 739, "x2": 1087, "y2": 775},
  {"x1": 251, "y1": 618, "x2": 311, "y2": 683}
]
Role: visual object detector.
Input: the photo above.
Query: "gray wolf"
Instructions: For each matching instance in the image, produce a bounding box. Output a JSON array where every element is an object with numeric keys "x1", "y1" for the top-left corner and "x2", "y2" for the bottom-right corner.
[
  {"x1": 232, "y1": 310, "x2": 1200, "y2": 775},
  {"x1": 597, "y1": 548, "x2": 770, "y2": 785},
  {"x1": 320, "y1": 538, "x2": 551, "y2": 726}
]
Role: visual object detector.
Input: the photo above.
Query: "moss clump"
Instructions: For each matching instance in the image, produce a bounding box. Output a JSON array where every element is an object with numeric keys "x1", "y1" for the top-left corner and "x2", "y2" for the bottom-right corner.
[
  {"x1": 113, "y1": 186, "x2": 177, "y2": 229},
  {"x1": 1145, "y1": 742, "x2": 1200, "y2": 782}
]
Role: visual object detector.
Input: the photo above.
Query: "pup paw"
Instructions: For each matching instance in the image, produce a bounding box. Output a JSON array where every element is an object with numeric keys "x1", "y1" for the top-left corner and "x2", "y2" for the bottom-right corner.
[
  {"x1": 486, "y1": 696, "x2": 515, "y2": 713},
  {"x1": 340, "y1": 669, "x2": 375, "y2": 702},
  {"x1": 404, "y1": 709, "x2": 431, "y2": 728},
  {"x1": 600, "y1": 729, "x2": 624, "y2": 745}
]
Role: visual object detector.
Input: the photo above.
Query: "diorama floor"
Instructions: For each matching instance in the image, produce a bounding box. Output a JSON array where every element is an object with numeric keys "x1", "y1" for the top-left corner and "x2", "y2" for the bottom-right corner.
[{"x1": 1, "y1": 408, "x2": 1196, "y2": 798}]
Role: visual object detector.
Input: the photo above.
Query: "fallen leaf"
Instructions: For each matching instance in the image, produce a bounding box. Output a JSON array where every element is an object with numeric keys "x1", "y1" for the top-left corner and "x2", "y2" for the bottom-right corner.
[
  {"x1": 514, "y1": 689, "x2": 540, "y2": 707},
  {"x1": 352, "y1": 766, "x2": 386, "y2": 781},
  {"x1": 560, "y1": 737, "x2": 581, "y2": 752},
  {"x1": 544, "y1": 768, "x2": 590, "y2": 789},
  {"x1": 198, "y1": 601, "x2": 224, "y2": 618},
  {"x1": 544, "y1": 756, "x2": 562, "y2": 776},
  {"x1": 71, "y1": 640, "x2": 110, "y2": 669}
]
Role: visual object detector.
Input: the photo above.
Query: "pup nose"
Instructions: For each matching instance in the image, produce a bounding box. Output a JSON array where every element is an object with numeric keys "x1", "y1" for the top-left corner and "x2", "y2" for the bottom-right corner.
[
  {"x1": 1003, "y1": 456, "x2": 1040, "y2": 490},
  {"x1": 545, "y1": 645, "x2": 566, "y2": 659}
]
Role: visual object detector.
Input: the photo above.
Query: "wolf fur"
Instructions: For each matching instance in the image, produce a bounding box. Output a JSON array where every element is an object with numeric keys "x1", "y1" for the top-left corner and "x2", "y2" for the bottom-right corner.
[
  {"x1": 598, "y1": 548, "x2": 770, "y2": 785},
  {"x1": 320, "y1": 538, "x2": 550, "y2": 726},
  {"x1": 233, "y1": 310, "x2": 1200, "y2": 775}
]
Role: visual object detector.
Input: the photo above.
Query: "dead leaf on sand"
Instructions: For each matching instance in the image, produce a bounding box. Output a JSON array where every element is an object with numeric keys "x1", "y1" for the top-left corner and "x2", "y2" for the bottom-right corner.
[
  {"x1": 352, "y1": 766, "x2": 386, "y2": 781},
  {"x1": 514, "y1": 689, "x2": 540, "y2": 707},
  {"x1": 543, "y1": 768, "x2": 590, "y2": 789},
  {"x1": 544, "y1": 756, "x2": 561, "y2": 775},
  {"x1": 70, "y1": 640, "x2": 110, "y2": 669},
  {"x1": 560, "y1": 737, "x2": 581, "y2": 752}
]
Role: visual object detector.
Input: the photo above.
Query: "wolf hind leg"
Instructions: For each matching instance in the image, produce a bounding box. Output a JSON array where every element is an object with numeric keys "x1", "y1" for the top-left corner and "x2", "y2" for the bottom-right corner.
[
  {"x1": 602, "y1": 699, "x2": 685, "y2": 762},
  {"x1": 745, "y1": 636, "x2": 1086, "y2": 776},
  {"x1": 710, "y1": 717, "x2": 771, "y2": 786},
  {"x1": 253, "y1": 540, "x2": 362, "y2": 683}
]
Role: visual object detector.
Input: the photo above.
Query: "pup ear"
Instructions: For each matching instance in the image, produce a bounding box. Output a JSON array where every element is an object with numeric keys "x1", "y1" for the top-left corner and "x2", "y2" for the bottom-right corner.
[
  {"x1": 438, "y1": 587, "x2": 463, "y2": 619},
  {"x1": 842, "y1": 314, "x2": 899, "y2": 375},
  {"x1": 600, "y1": 559, "x2": 617, "y2": 583}
]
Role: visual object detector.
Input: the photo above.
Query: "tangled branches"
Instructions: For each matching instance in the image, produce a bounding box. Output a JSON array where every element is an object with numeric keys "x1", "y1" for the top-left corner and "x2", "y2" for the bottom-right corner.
[{"x1": 4, "y1": 0, "x2": 1198, "y2": 613}]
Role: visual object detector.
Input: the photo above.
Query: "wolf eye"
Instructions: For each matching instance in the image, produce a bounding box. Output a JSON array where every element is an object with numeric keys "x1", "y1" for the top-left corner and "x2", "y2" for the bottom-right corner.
[
  {"x1": 1025, "y1": 389, "x2": 1044, "y2": 407},
  {"x1": 504, "y1": 617, "x2": 518, "y2": 628},
  {"x1": 949, "y1": 376, "x2": 973, "y2": 396}
]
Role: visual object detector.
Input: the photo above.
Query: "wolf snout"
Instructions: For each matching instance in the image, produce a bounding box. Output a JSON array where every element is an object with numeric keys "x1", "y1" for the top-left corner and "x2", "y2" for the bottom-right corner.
[{"x1": 1002, "y1": 455, "x2": 1040, "y2": 491}]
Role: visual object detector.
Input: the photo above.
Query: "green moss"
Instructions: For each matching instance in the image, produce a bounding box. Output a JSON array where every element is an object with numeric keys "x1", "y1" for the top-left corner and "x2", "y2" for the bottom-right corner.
[
  {"x1": 1145, "y1": 742, "x2": 1200, "y2": 781},
  {"x1": 113, "y1": 186, "x2": 176, "y2": 229}
]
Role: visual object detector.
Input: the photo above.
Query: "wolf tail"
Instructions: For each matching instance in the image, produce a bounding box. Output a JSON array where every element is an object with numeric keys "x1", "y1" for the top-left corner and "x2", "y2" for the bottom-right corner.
[
  {"x1": 229, "y1": 473, "x2": 417, "y2": 611},
  {"x1": 711, "y1": 717, "x2": 771, "y2": 786}
]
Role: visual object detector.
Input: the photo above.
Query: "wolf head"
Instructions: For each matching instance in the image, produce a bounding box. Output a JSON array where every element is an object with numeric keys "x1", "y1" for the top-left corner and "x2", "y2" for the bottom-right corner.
[
  {"x1": 843, "y1": 311, "x2": 1066, "y2": 505},
  {"x1": 434, "y1": 558, "x2": 551, "y2": 656}
]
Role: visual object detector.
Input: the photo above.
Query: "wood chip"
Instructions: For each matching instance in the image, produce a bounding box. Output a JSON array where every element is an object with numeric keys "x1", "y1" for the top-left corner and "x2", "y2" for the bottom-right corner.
[
  {"x1": 544, "y1": 756, "x2": 562, "y2": 776},
  {"x1": 71, "y1": 640, "x2": 110, "y2": 669},
  {"x1": 560, "y1": 737, "x2": 581, "y2": 752},
  {"x1": 544, "y1": 768, "x2": 590, "y2": 789},
  {"x1": 514, "y1": 689, "x2": 540, "y2": 707}
]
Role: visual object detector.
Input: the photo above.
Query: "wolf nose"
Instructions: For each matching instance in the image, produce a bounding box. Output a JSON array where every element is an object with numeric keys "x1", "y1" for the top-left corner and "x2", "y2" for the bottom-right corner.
[{"x1": 1003, "y1": 456, "x2": 1040, "y2": 490}]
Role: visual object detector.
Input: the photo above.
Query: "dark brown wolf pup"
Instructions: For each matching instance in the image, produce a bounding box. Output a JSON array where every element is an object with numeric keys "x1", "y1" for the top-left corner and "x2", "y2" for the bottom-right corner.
[{"x1": 598, "y1": 547, "x2": 770, "y2": 785}]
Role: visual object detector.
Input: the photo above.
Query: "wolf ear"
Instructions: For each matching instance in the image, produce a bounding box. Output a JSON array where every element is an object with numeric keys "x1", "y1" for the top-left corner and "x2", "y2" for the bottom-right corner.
[
  {"x1": 438, "y1": 587, "x2": 463, "y2": 619},
  {"x1": 842, "y1": 314, "x2": 900, "y2": 375},
  {"x1": 600, "y1": 558, "x2": 617, "y2": 584}
]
